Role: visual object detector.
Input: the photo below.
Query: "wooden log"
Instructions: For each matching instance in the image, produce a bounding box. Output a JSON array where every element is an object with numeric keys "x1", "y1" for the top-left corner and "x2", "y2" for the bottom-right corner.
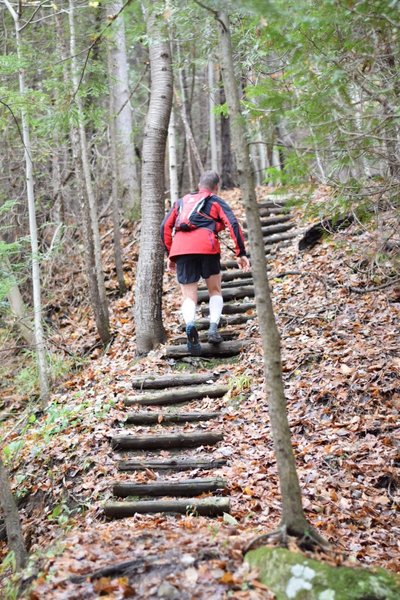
[
  {"x1": 174, "y1": 330, "x2": 237, "y2": 344},
  {"x1": 104, "y1": 497, "x2": 230, "y2": 518},
  {"x1": 198, "y1": 278, "x2": 253, "y2": 291},
  {"x1": 131, "y1": 373, "x2": 216, "y2": 390},
  {"x1": 193, "y1": 314, "x2": 254, "y2": 329},
  {"x1": 264, "y1": 232, "x2": 296, "y2": 245},
  {"x1": 125, "y1": 411, "x2": 220, "y2": 425},
  {"x1": 165, "y1": 340, "x2": 251, "y2": 359},
  {"x1": 198, "y1": 286, "x2": 254, "y2": 303},
  {"x1": 242, "y1": 215, "x2": 292, "y2": 228},
  {"x1": 118, "y1": 458, "x2": 227, "y2": 471},
  {"x1": 221, "y1": 269, "x2": 255, "y2": 282},
  {"x1": 259, "y1": 206, "x2": 290, "y2": 217},
  {"x1": 112, "y1": 477, "x2": 227, "y2": 498},
  {"x1": 111, "y1": 431, "x2": 223, "y2": 451},
  {"x1": 244, "y1": 223, "x2": 294, "y2": 239},
  {"x1": 125, "y1": 384, "x2": 229, "y2": 406},
  {"x1": 201, "y1": 302, "x2": 256, "y2": 316}
]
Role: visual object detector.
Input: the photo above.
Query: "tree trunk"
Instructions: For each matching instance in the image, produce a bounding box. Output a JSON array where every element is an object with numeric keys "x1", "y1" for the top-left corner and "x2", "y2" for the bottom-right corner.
[
  {"x1": 0, "y1": 457, "x2": 27, "y2": 570},
  {"x1": 208, "y1": 61, "x2": 219, "y2": 172},
  {"x1": 69, "y1": 0, "x2": 110, "y2": 343},
  {"x1": 219, "y1": 83, "x2": 237, "y2": 189},
  {"x1": 168, "y1": 107, "x2": 179, "y2": 203},
  {"x1": 108, "y1": 0, "x2": 140, "y2": 217},
  {"x1": 3, "y1": 256, "x2": 34, "y2": 346},
  {"x1": 218, "y1": 11, "x2": 311, "y2": 537},
  {"x1": 108, "y1": 47, "x2": 127, "y2": 296},
  {"x1": 134, "y1": 2, "x2": 173, "y2": 354},
  {"x1": 4, "y1": 0, "x2": 49, "y2": 404}
]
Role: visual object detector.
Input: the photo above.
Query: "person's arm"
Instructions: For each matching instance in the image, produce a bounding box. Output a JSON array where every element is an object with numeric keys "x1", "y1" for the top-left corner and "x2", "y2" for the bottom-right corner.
[
  {"x1": 214, "y1": 197, "x2": 247, "y2": 257},
  {"x1": 160, "y1": 202, "x2": 178, "y2": 256}
]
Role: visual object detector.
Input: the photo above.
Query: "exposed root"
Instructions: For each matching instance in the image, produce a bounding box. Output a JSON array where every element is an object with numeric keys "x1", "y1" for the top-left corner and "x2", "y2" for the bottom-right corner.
[{"x1": 245, "y1": 523, "x2": 330, "y2": 554}]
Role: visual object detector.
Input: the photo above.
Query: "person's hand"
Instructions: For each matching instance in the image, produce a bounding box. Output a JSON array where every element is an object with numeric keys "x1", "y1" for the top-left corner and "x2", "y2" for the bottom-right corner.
[
  {"x1": 237, "y1": 255, "x2": 250, "y2": 272},
  {"x1": 167, "y1": 257, "x2": 176, "y2": 272}
]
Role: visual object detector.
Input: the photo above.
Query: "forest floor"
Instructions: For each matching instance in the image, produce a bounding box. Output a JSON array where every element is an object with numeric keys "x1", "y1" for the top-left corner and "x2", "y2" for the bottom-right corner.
[{"x1": 1, "y1": 186, "x2": 399, "y2": 599}]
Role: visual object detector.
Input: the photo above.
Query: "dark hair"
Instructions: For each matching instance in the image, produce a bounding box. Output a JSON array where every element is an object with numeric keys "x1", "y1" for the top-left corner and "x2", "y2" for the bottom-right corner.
[{"x1": 199, "y1": 170, "x2": 220, "y2": 190}]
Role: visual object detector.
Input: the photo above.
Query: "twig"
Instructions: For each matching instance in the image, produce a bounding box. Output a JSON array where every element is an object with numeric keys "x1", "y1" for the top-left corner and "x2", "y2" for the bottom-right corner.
[{"x1": 348, "y1": 277, "x2": 400, "y2": 293}]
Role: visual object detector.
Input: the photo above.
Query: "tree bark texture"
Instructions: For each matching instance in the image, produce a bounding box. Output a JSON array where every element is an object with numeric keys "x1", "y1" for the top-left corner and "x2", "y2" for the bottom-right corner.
[
  {"x1": 218, "y1": 11, "x2": 309, "y2": 536},
  {"x1": 208, "y1": 61, "x2": 219, "y2": 172},
  {"x1": 0, "y1": 457, "x2": 27, "y2": 570},
  {"x1": 168, "y1": 106, "x2": 179, "y2": 202},
  {"x1": 108, "y1": 0, "x2": 140, "y2": 215},
  {"x1": 134, "y1": 2, "x2": 173, "y2": 354},
  {"x1": 219, "y1": 83, "x2": 237, "y2": 189},
  {"x1": 108, "y1": 48, "x2": 127, "y2": 296}
]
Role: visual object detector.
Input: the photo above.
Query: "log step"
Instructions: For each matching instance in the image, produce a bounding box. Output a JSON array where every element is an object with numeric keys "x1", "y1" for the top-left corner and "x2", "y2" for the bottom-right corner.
[
  {"x1": 242, "y1": 215, "x2": 292, "y2": 228},
  {"x1": 259, "y1": 206, "x2": 290, "y2": 217},
  {"x1": 111, "y1": 431, "x2": 223, "y2": 451},
  {"x1": 201, "y1": 302, "x2": 256, "y2": 316},
  {"x1": 165, "y1": 340, "x2": 250, "y2": 359},
  {"x1": 243, "y1": 223, "x2": 295, "y2": 238},
  {"x1": 190, "y1": 314, "x2": 255, "y2": 330},
  {"x1": 198, "y1": 278, "x2": 253, "y2": 291},
  {"x1": 112, "y1": 477, "x2": 228, "y2": 498},
  {"x1": 264, "y1": 231, "x2": 296, "y2": 245},
  {"x1": 221, "y1": 269, "x2": 261, "y2": 282},
  {"x1": 174, "y1": 330, "x2": 237, "y2": 344},
  {"x1": 118, "y1": 458, "x2": 227, "y2": 471},
  {"x1": 104, "y1": 497, "x2": 230, "y2": 518},
  {"x1": 198, "y1": 286, "x2": 254, "y2": 303},
  {"x1": 125, "y1": 384, "x2": 229, "y2": 406},
  {"x1": 125, "y1": 411, "x2": 220, "y2": 425},
  {"x1": 131, "y1": 373, "x2": 216, "y2": 390}
]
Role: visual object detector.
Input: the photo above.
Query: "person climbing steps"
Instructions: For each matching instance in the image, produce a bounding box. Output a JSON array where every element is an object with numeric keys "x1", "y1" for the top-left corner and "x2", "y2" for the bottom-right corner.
[{"x1": 161, "y1": 171, "x2": 250, "y2": 356}]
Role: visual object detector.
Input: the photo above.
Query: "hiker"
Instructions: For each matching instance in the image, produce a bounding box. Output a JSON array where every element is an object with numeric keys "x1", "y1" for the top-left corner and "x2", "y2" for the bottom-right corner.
[{"x1": 161, "y1": 170, "x2": 250, "y2": 355}]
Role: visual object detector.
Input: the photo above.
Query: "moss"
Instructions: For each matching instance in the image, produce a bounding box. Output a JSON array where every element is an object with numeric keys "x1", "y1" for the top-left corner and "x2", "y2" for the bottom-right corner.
[{"x1": 245, "y1": 548, "x2": 400, "y2": 600}]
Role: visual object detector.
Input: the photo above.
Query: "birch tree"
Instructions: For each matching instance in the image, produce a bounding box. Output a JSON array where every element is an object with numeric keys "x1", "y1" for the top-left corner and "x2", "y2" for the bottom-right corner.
[
  {"x1": 134, "y1": 1, "x2": 173, "y2": 354},
  {"x1": 108, "y1": 0, "x2": 141, "y2": 217},
  {"x1": 3, "y1": 0, "x2": 49, "y2": 404}
]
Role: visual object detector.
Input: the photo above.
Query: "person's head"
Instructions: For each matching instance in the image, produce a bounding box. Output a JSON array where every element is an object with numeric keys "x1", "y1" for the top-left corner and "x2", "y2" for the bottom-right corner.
[{"x1": 199, "y1": 171, "x2": 220, "y2": 193}]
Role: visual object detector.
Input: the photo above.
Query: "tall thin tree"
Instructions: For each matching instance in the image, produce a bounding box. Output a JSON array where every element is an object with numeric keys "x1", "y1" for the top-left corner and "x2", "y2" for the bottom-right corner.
[
  {"x1": 3, "y1": 0, "x2": 49, "y2": 404},
  {"x1": 216, "y1": 9, "x2": 326, "y2": 544},
  {"x1": 134, "y1": 1, "x2": 173, "y2": 354}
]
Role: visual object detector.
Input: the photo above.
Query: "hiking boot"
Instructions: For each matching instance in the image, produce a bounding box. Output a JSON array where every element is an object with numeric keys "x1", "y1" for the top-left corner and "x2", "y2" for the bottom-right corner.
[
  {"x1": 208, "y1": 322, "x2": 223, "y2": 345},
  {"x1": 186, "y1": 322, "x2": 201, "y2": 356}
]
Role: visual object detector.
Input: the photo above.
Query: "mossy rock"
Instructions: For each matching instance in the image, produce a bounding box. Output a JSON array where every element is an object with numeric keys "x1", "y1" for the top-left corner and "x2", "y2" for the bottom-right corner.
[{"x1": 245, "y1": 547, "x2": 400, "y2": 600}]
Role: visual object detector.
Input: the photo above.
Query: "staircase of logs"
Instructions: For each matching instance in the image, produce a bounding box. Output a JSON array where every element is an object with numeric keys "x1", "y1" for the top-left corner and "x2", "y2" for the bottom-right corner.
[{"x1": 104, "y1": 193, "x2": 299, "y2": 519}]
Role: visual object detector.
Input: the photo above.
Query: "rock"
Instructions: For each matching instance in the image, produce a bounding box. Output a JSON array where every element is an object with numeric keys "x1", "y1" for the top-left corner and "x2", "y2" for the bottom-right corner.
[
  {"x1": 245, "y1": 547, "x2": 400, "y2": 599},
  {"x1": 157, "y1": 581, "x2": 181, "y2": 599}
]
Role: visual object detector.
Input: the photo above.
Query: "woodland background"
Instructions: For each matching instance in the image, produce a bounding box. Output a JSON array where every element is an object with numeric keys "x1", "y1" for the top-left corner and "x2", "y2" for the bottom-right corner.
[{"x1": 0, "y1": 0, "x2": 399, "y2": 597}]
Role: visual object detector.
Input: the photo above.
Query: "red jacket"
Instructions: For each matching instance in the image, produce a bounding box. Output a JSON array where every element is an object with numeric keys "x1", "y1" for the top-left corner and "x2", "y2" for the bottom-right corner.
[{"x1": 161, "y1": 189, "x2": 246, "y2": 259}]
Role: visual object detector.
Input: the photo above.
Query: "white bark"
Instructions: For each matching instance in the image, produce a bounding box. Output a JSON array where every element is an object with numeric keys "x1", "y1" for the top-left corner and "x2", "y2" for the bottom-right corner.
[
  {"x1": 168, "y1": 106, "x2": 179, "y2": 203},
  {"x1": 69, "y1": 0, "x2": 110, "y2": 341},
  {"x1": 208, "y1": 61, "x2": 219, "y2": 172},
  {"x1": 108, "y1": 47, "x2": 127, "y2": 295},
  {"x1": 108, "y1": 0, "x2": 140, "y2": 216},
  {"x1": 4, "y1": 0, "x2": 49, "y2": 404}
]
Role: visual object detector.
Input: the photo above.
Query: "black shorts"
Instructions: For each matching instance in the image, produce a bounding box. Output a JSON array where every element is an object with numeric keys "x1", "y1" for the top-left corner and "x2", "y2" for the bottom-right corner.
[{"x1": 175, "y1": 254, "x2": 221, "y2": 284}]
